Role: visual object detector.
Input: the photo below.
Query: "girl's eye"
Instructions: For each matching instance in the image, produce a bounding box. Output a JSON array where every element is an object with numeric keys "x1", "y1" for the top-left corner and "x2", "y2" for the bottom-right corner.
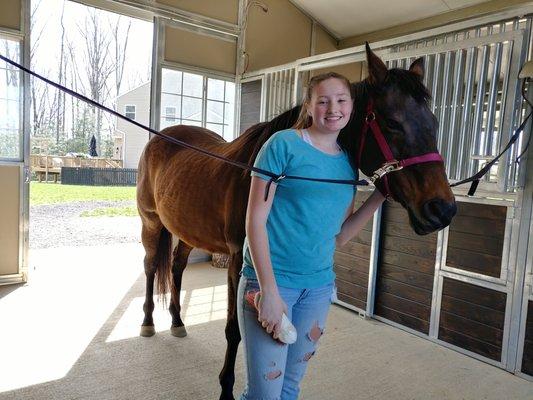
[{"x1": 318, "y1": 101, "x2": 327, "y2": 105}]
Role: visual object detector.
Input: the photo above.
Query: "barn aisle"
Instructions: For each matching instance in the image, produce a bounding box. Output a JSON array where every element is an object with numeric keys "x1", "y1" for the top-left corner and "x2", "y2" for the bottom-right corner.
[{"x1": 0, "y1": 244, "x2": 531, "y2": 399}]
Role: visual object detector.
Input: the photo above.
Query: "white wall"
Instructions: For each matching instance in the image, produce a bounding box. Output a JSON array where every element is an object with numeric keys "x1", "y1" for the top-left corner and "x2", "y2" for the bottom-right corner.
[{"x1": 117, "y1": 83, "x2": 150, "y2": 169}]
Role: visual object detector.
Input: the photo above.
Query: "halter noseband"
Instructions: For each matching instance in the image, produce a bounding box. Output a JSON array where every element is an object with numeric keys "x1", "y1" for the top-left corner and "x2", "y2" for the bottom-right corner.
[{"x1": 358, "y1": 100, "x2": 444, "y2": 200}]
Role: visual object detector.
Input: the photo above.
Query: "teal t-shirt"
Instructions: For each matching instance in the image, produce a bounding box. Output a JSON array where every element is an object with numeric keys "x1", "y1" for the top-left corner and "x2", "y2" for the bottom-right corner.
[{"x1": 242, "y1": 129, "x2": 357, "y2": 289}]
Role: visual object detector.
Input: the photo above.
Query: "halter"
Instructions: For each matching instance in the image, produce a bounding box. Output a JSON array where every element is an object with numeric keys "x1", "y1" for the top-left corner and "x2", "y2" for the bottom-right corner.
[{"x1": 358, "y1": 100, "x2": 444, "y2": 199}]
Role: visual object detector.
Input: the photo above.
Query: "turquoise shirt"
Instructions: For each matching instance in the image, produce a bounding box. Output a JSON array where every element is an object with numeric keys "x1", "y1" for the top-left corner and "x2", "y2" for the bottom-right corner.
[{"x1": 242, "y1": 129, "x2": 357, "y2": 289}]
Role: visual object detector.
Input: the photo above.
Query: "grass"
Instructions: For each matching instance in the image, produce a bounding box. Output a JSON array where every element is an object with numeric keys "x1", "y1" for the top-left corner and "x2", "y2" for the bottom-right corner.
[
  {"x1": 30, "y1": 182, "x2": 136, "y2": 205},
  {"x1": 80, "y1": 206, "x2": 139, "y2": 217}
]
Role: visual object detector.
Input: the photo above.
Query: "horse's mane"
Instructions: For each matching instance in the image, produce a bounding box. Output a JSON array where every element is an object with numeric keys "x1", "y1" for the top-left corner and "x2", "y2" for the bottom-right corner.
[{"x1": 224, "y1": 105, "x2": 301, "y2": 171}]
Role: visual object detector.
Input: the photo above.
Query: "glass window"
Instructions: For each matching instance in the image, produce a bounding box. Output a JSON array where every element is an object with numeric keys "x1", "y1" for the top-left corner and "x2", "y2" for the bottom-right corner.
[
  {"x1": 207, "y1": 78, "x2": 225, "y2": 101},
  {"x1": 160, "y1": 68, "x2": 235, "y2": 140},
  {"x1": 182, "y1": 72, "x2": 203, "y2": 97},
  {"x1": 162, "y1": 69, "x2": 182, "y2": 94},
  {"x1": 182, "y1": 97, "x2": 202, "y2": 121},
  {"x1": 207, "y1": 100, "x2": 224, "y2": 123},
  {"x1": 0, "y1": 38, "x2": 21, "y2": 159},
  {"x1": 165, "y1": 106, "x2": 176, "y2": 122},
  {"x1": 125, "y1": 105, "x2": 136, "y2": 120}
]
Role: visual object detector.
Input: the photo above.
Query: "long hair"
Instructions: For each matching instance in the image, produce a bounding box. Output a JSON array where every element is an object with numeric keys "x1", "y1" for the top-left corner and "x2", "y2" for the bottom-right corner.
[{"x1": 292, "y1": 72, "x2": 353, "y2": 130}]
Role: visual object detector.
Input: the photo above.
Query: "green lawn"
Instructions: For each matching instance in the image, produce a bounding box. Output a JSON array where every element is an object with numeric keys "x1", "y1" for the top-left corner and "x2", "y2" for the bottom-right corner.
[{"x1": 30, "y1": 182, "x2": 137, "y2": 205}]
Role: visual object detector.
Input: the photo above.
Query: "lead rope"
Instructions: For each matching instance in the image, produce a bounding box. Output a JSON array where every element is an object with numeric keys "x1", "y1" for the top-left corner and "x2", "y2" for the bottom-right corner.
[{"x1": 0, "y1": 54, "x2": 368, "y2": 202}]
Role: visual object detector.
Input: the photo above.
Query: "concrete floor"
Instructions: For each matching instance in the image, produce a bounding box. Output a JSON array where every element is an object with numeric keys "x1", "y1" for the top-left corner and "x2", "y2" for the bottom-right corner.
[{"x1": 0, "y1": 243, "x2": 532, "y2": 399}]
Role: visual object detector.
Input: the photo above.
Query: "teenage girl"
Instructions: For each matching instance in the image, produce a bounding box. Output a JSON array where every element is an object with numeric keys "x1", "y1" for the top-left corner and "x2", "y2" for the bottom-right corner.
[{"x1": 238, "y1": 72, "x2": 385, "y2": 400}]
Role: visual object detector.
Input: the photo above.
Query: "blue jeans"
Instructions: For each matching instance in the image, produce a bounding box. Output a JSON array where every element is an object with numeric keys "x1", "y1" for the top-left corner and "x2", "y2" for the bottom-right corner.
[{"x1": 237, "y1": 275, "x2": 335, "y2": 400}]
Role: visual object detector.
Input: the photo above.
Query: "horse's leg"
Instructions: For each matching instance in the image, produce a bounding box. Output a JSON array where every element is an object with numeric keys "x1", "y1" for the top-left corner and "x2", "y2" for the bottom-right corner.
[
  {"x1": 140, "y1": 223, "x2": 161, "y2": 337},
  {"x1": 219, "y1": 251, "x2": 242, "y2": 400},
  {"x1": 169, "y1": 239, "x2": 193, "y2": 337}
]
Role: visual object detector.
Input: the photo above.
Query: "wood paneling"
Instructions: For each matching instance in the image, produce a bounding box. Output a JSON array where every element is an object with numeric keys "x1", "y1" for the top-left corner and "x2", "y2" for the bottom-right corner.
[
  {"x1": 445, "y1": 202, "x2": 506, "y2": 278},
  {"x1": 438, "y1": 278, "x2": 506, "y2": 361},
  {"x1": 521, "y1": 300, "x2": 533, "y2": 376},
  {"x1": 374, "y1": 202, "x2": 436, "y2": 335},
  {"x1": 334, "y1": 190, "x2": 373, "y2": 311},
  {"x1": 0, "y1": 0, "x2": 20, "y2": 31}
]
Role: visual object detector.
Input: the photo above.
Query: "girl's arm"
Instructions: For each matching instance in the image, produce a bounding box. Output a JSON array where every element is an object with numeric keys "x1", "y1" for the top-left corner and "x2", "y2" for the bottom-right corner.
[
  {"x1": 245, "y1": 176, "x2": 287, "y2": 338},
  {"x1": 336, "y1": 189, "x2": 385, "y2": 247}
]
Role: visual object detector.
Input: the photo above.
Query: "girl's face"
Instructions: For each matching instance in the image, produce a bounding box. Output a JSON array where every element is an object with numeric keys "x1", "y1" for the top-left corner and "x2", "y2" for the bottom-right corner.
[{"x1": 306, "y1": 78, "x2": 353, "y2": 135}]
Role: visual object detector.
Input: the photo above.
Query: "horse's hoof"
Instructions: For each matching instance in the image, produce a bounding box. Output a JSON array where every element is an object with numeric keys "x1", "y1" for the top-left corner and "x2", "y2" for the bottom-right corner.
[
  {"x1": 171, "y1": 325, "x2": 187, "y2": 337},
  {"x1": 140, "y1": 325, "x2": 156, "y2": 337}
]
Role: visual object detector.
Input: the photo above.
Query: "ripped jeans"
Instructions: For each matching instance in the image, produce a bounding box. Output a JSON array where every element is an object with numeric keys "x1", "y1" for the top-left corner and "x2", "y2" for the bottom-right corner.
[{"x1": 237, "y1": 275, "x2": 335, "y2": 400}]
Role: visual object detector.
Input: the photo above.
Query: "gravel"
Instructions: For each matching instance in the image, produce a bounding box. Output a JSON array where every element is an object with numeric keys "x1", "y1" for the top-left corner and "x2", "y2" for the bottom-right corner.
[{"x1": 30, "y1": 200, "x2": 142, "y2": 249}]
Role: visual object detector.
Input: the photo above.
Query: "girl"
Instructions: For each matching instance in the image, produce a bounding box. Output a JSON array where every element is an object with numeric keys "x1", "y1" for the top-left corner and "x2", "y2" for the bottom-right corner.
[{"x1": 238, "y1": 72, "x2": 385, "y2": 400}]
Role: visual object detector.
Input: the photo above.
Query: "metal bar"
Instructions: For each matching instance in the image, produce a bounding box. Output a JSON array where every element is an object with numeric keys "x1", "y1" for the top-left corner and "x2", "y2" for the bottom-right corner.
[
  {"x1": 472, "y1": 44, "x2": 490, "y2": 162},
  {"x1": 365, "y1": 203, "x2": 383, "y2": 317},
  {"x1": 485, "y1": 42, "x2": 503, "y2": 157},
  {"x1": 448, "y1": 49, "x2": 466, "y2": 180},
  {"x1": 430, "y1": 53, "x2": 441, "y2": 115},
  {"x1": 497, "y1": 32, "x2": 526, "y2": 191},
  {"x1": 437, "y1": 51, "x2": 452, "y2": 164},
  {"x1": 459, "y1": 46, "x2": 477, "y2": 179},
  {"x1": 506, "y1": 71, "x2": 533, "y2": 374}
]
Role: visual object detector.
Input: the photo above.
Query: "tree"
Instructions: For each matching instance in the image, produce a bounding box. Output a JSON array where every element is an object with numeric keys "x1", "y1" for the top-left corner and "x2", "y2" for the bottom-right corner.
[{"x1": 78, "y1": 9, "x2": 114, "y2": 153}]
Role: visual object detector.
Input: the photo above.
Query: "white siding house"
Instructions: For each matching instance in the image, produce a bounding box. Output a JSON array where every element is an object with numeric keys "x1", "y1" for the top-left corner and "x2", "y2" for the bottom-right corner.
[{"x1": 116, "y1": 82, "x2": 151, "y2": 169}]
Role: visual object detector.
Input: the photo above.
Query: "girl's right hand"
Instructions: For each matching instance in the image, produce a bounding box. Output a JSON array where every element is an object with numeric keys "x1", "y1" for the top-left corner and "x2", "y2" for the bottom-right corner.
[{"x1": 256, "y1": 291, "x2": 287, "y2": 339}]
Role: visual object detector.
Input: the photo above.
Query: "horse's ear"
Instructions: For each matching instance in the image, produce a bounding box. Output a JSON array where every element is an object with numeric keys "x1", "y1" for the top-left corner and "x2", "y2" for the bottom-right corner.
[
  {"x1": 365, "y1": 42, "x2": 387, "y2": 85},
  {"x1": 409, "y1": 57, "x2": 425, "y2": 80}
]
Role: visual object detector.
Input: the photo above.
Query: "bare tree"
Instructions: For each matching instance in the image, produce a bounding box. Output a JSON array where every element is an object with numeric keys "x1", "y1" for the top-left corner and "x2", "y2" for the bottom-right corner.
[{"x1": 78, "y1": 9, "x2": 114, "y2": 152}]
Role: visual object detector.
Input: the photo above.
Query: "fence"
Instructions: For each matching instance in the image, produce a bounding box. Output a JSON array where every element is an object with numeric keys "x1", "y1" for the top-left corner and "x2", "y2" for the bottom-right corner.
[{"x1": 61, "y1": 167, "x2": 137, "y2": 186}]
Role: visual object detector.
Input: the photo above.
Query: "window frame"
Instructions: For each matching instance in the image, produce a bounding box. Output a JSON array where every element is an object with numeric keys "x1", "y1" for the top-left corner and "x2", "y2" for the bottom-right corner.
[
  {"x1": 124, "y1": 104, "x2": 136, "y2": 120},
  {"x1": 159, "y1": 66, "x2": 236, "y2": 141}
]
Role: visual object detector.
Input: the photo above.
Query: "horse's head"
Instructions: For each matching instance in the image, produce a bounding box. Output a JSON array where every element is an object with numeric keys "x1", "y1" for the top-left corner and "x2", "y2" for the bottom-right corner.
[{"x1": 341, "y1": 44, "x2": 456, "y2": 235}]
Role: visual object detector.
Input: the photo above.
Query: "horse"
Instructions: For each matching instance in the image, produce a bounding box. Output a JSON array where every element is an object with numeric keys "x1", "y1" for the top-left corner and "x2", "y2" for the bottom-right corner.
[{"x1": 136, "y1": 44, "x2": 456, "y2": 400}]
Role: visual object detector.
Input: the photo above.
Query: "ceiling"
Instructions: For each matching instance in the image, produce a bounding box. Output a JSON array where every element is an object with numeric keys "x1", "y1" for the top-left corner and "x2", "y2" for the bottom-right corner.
[{"x1": 290, "y1": 0, "x2": 492, "y2": 39}]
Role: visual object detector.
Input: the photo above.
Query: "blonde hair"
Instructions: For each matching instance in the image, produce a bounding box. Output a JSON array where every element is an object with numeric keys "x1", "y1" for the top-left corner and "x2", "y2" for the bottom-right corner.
[{"x1": 293, "y1": 72, "x2": 353, "y2": 130}]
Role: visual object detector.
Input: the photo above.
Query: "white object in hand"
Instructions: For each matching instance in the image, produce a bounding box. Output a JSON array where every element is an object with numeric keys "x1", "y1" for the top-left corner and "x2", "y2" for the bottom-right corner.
[
  {"x1": 254, "y1": 292, "x2": 297, "y2": 344},
  {"x1": 279, "y1": 312, "x2": 298, "y2": 344}
]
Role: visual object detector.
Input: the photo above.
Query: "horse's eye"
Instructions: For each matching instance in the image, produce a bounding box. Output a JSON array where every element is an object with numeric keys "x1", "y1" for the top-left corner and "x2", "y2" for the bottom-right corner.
[{"x1": 385, "y1": 118, "x2": 404, "y2": 132}]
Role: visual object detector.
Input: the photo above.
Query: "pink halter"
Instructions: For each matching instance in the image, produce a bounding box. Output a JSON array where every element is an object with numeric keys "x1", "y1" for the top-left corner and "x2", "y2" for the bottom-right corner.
[{"x1": 357, "y1": 101, "x2": 444, "y2": 199}]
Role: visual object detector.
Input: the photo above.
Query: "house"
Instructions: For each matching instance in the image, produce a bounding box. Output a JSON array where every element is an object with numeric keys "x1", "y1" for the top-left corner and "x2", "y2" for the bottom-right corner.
[{"x1": 115, "y1": 82, "x2": 151, "y2": 169}]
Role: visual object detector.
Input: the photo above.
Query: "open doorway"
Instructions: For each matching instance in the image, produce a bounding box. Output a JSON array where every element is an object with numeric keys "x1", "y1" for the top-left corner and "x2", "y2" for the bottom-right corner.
[{"x1": 29, "y1": 0, "x2": 152, "y2": 254}]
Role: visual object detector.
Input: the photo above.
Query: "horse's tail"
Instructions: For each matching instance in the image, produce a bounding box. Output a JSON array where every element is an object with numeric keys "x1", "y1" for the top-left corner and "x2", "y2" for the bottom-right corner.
[{"x1": 155, "y1": 226, "x2": 173, "y2": 304}]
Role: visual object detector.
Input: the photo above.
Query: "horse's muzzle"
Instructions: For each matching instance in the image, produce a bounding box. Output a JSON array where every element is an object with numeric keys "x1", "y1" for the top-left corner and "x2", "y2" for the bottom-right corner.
[{"x1": 421, "y1": 198, "x2": 457, "y2": 232}]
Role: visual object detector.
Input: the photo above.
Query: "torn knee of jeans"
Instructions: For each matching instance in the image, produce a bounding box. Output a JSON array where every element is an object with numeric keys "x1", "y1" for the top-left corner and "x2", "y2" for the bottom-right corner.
[
  {"x1": 307, "y1": 320, "x2": 323, "y2": 343},
  {"x1": 264, "y1": 370, "x2": 282, "y2": 380}
]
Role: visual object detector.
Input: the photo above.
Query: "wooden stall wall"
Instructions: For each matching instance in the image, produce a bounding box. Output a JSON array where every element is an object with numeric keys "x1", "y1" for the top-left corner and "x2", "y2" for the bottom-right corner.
[
  {"x1": 438, "y1": 202, "x2": 508, "y2": 361},
  {"x1": 522, "y1": 301, "x2": 533, "y2": 375},
  {"x1": 374, "y1": 202, "x2": 438, "y2": 334},
  {"x1": 439, "y1": 278, "x2": 506, "y2": 361},
  {"x1": 445, "y1": 202, "x2": 506, "y2": 278},
  {"x1": 334, "y1": 190, "x2": 373, "y2": 312}
]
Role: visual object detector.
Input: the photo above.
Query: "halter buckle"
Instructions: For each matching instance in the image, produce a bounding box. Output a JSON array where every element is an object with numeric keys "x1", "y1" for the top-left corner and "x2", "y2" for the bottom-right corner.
[
  {"x1": 370, "y1": 160, "x2": 403, "y2": 183},
  {"x1": 365, "y1": 112, "x2": 376, "y2": 123}
]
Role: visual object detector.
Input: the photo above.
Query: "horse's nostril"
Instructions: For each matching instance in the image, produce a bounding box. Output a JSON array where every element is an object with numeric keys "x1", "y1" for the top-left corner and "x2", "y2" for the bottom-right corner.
[{"x1": 422, "y1": 199, "x2": 457, "y2": 226}]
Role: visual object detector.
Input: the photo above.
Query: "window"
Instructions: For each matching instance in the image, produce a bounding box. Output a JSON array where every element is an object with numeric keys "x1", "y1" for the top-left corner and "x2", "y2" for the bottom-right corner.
[
  {"x1": 160, "y1": 68, "x2": 236, "y2": 140},
  {"x1": 165, "y1": 106, "x2": 176, "y2": 122},
  {"x1": 0, "y1": 38, "x2": 22, "y2": 160},
  {"x1": 125, "y1": 105, "x2": 136, "y2": 120}
]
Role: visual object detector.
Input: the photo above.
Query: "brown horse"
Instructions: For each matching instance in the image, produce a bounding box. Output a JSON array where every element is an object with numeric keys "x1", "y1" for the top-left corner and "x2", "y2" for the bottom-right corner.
[{"x1": 136, "y1": 45, "x2": 456, "y2": 400}]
